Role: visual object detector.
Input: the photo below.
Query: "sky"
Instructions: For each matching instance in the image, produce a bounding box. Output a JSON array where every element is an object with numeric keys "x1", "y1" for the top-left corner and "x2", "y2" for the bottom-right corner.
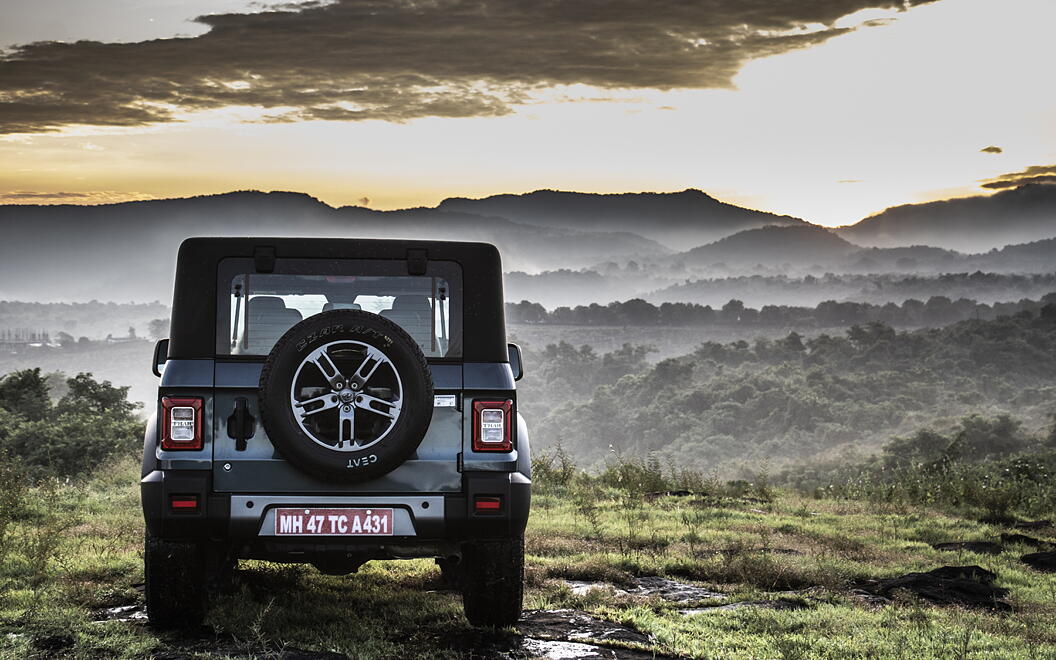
[{"x1": 0, "y1": 0, "x2": 1053, "y2": 227}]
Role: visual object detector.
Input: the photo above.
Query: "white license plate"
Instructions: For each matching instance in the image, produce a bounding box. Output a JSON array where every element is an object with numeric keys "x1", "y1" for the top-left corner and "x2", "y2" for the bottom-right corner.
[{"x1": 274, "y1": 508, "x2": 394, "y2": 536}]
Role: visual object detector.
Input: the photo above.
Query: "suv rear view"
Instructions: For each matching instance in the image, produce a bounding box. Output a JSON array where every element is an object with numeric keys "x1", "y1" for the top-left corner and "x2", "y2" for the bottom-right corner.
[{"x1": 141, "y1": 238, "x2": 530, "y2": 628}]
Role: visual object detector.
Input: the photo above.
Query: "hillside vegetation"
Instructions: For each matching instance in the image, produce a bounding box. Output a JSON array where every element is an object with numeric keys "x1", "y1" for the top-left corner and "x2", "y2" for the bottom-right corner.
[
  {"x1": 520, "y1": 306, "x2": 1056, "y2": 475},
  {"x1": 508, "y1": 291, "x2": 1056, "y2": 329}
]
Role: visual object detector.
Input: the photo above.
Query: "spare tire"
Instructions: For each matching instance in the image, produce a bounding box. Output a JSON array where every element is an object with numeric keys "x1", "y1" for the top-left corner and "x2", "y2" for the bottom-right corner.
[{"x1": 259, "y1": 310, "x2": 433, "y2": 482}]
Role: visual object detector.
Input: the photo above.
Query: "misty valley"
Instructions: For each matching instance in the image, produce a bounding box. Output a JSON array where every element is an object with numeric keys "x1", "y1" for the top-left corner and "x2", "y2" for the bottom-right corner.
[{"x1": 1, "y1": 188, "x2": 1055, "y2": 659}]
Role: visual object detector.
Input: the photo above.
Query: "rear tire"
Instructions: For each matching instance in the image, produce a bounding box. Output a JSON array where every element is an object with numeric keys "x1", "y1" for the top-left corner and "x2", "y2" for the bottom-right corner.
[
  {"x1": 460, "y1": 536, "x2": 524, "y2": 627},
  {"x1": 144, "y1": 534, "x2": 208, "y2": 628}
]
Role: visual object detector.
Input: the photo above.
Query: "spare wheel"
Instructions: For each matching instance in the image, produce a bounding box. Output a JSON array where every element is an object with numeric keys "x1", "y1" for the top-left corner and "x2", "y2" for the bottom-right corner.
[{"x1": 258, "y1": 310, "x2": 433, "y2": 482}]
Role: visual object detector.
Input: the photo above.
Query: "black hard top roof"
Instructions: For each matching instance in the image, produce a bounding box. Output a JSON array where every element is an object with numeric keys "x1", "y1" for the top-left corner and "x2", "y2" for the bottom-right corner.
[{"x1": 169, "y1": 237, "x2": 506, "y2": 361}]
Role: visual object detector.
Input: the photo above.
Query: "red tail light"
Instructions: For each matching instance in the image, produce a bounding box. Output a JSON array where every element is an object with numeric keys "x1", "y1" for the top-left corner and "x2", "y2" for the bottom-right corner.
[
  {"x1": 161, "y1": 397, "x2": 203, "y2": 450},
  {"x1": 472, "y1": 399, "x2": 513, "y2": 452},
  {"x1": 170, "y1": 495, "x2": 199, "y2": 512},
  {"x1": 474, "y1": 495, "x2": 503, "y2": 514}
]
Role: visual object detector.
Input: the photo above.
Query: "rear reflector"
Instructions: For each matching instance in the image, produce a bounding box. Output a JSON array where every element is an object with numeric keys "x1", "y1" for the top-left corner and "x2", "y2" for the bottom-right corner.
[
  {"x1": 161, "y1": 396, "x2": 203, "y2": 450},
  {"x1": 170, "y1": 495, "x2": 199, "y2": 512},
  {"x1": 474, "y1": 495, "x2": 502, "y2": 513}
]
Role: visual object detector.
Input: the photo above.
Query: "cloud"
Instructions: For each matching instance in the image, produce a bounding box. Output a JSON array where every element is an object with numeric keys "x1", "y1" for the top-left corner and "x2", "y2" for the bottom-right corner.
[
  {"x1": 981, "y1": 164, "x2": 1056, "y2": 189},
  {"x1": 0, "y1": 190, "x2": 155, "y2": 203},
  {"x1": 0, "y1": 0, "x2": 938, "y2": 134},
  {"x1": 980, "y1": 145, "x2": 1002, "y2": 154}
]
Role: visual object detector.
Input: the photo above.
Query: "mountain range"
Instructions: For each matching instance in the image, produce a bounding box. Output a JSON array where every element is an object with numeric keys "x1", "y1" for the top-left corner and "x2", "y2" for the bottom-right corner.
[
  {"x1": 0, "y1": 185, "x2": 1053, "y2": 303},
  {"x1": 837, "y1": 184, "x2": 1056, "y2": 253},
  {"x1": 438, "y1": 188, "x2": 806, "y2": 248}
]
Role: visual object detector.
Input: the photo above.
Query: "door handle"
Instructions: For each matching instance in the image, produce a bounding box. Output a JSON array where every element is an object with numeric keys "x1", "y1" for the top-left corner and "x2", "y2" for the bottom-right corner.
[{"x1": 227, "y1": 397, "x2": 256, "y2": 451}]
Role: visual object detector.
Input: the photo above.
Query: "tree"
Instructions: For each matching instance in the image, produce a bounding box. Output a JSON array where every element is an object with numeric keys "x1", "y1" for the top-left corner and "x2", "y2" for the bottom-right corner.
[
  {"x1": 0, "y1": 371, "x2": 142, "y2": 479},
  {"x1": 0, "y1": 368, "x2": 50, "y2": 421},
  {"x1": 148, "y1": 318, "x2": 170, "y2": 340},
  {"x1": 721, "y1": 299, "x2": 744, "y2": 323},
  {"x1": 55, "y1": 372, "x2": 140, "y2": 419}
]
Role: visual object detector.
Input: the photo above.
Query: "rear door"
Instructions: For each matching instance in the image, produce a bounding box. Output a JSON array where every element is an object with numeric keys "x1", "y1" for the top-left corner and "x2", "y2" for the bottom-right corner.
[{"x1": 210, "y1": 257, "x2": 464, "y2": 494}]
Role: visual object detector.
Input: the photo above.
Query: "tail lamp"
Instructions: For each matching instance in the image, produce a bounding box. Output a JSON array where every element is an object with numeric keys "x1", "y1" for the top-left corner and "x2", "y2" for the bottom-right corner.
[
  {"x1": 161, "y1": 397, "x2": 203, "y2": 450},
  {"x1": 474, "y1": 495, "x2": 503, "y2": 514},
  {"x1": 169, "y1": 495, "x2": 199, "y2": 512},
  {"x1": 472, "y1": 399, "x2": 513, "y2": 452}
]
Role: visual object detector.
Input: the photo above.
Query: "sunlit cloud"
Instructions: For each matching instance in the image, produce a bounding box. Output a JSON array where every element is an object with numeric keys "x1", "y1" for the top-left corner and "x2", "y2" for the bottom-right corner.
[
  {"x1": 0, "y1": 0, "x2": 937, "y2": 135},
  {"x1": 0, "y1": 190, "x2": 157, "y2": 204},
  {"x1": 981, "y1": 165, "x2": 1056, "y2": 190}
]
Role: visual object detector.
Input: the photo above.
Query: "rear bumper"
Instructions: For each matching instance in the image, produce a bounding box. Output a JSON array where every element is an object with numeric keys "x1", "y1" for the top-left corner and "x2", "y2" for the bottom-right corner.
[{"x1": 141, "y1": 469, "x2": 530, "y2": 546}]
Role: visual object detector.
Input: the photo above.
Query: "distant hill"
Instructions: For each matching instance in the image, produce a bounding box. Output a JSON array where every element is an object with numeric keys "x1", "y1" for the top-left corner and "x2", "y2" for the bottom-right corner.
[
  {"x1": 968, "y1": 236, "x2": 1056, "y2": 272},
  {"x1": 677, "y1": 224, "x2": 858, "y2": 267},
  {"x1": 437, "y1": 189, "x2": 808, "y2": 249},
  {"x1": 839, "y1": 184, "x2": 1056, "y2": 252},
  {"x1": 0, "y1": 191, "x2": 666, "y2": 302}
]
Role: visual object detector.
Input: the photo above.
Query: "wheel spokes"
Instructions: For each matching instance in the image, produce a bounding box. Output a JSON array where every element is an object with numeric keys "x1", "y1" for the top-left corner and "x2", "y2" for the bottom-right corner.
[
  {"x1": 350, "y1": 347, "x2": 384, "y2": 389},
  {"x1": 291, "y1": 339, "x2": 403, "y2": 453},
  {"x1": 293, "y1": 392, "x2": 340, "y2": 419},
  {"x1": 337, "y1": 405, "x2": 356, "y2": 449},
  {"x1": 307, "y1": 347, "x2": 346, "y2": 390},
  {"x1": 354, "y1": 393, "x2": 401, "y2": 420}
]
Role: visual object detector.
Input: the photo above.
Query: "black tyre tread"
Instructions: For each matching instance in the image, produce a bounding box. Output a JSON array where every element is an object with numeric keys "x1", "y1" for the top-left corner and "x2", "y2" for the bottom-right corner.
[
  {"x1": 460, "y1": 536, "x2": 525, "y2": 627},
  {"x1": 144, "y1": 534, "x2": 207, "y2": 628},
  {"x1": 258, "y1": 310, "x2": 433, "y2": 482}
]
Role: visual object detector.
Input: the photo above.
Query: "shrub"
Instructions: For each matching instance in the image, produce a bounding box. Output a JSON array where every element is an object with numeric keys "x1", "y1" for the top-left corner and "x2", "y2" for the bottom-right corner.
[{"x1": 0, "y1": 369, "x2": 142, "y2": 480}]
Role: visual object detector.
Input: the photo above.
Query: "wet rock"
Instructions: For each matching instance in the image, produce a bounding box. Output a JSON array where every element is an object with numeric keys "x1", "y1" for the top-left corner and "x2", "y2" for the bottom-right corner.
[
  {"x1": 855, "y1": 566, "x2": 1010, "y2": 611},
  {"x1": 627, "y1": 576, "x2": 725, "y2": 602},
  {"x1": 1021, "y1": 551, "x2": 1056, "y2": 573},
  {"x1": 1000, "y1": 533, "x2": 1054, "y2": 550},
  {"x1": 931, "y1": 541, "x2": 1002, "y2": 555},
  {"x1": 563, "y1": 577, "x2": 725, "y2": 603},
  {"x1": 679, "y1": 598, "x2": 809, "y2": 615},
  {"x1": 521, "y1": 637, "x2": 677, "y2": 660},
  {"x1": 517, "y1": 610, "x2": 652, "y2": 646},
  {"x1": 564, "y1": 581, "x2": 631, "y2": 597},
  {"x1": 95, "y1": 604, "x2": 149, "y2": 622}
]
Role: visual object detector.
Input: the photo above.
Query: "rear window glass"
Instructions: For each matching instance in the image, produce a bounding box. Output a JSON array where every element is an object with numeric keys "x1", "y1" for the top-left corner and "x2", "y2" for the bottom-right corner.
[{"x1": 216, "y1": 258, "x2": 462, "y2": 358}]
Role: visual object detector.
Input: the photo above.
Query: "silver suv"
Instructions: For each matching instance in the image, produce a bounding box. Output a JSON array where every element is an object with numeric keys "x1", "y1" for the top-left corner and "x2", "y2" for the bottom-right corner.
[{"x1": 141, "y1": 237, "x2": 530, "y2": 628}]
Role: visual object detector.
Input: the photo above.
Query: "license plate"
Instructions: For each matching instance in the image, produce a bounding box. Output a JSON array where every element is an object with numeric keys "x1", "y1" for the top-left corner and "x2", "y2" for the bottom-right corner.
[{"x1": 274, "y1": 508, "x2": 394, "y2": 536}]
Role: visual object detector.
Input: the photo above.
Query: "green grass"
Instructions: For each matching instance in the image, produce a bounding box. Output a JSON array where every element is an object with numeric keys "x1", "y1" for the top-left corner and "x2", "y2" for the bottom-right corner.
[{"x1": 2, "y1": 459, "x2": 1055, "y2": 659}]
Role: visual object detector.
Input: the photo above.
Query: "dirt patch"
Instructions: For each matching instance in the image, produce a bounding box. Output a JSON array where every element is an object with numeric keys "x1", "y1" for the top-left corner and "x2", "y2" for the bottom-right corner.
[
  {"x1": 855, "y1": 566, "x2": 1010, "y2": 611},
  {"x1": 1021, "y1": 551, "x2": 1056, "y2": 573},
  {"x1": 1000, "y1": 533, "x2": 1054, "y2": 550},
  {"x1": 1012, "y1": 520, "x2": 1053, "y2": 531}
]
